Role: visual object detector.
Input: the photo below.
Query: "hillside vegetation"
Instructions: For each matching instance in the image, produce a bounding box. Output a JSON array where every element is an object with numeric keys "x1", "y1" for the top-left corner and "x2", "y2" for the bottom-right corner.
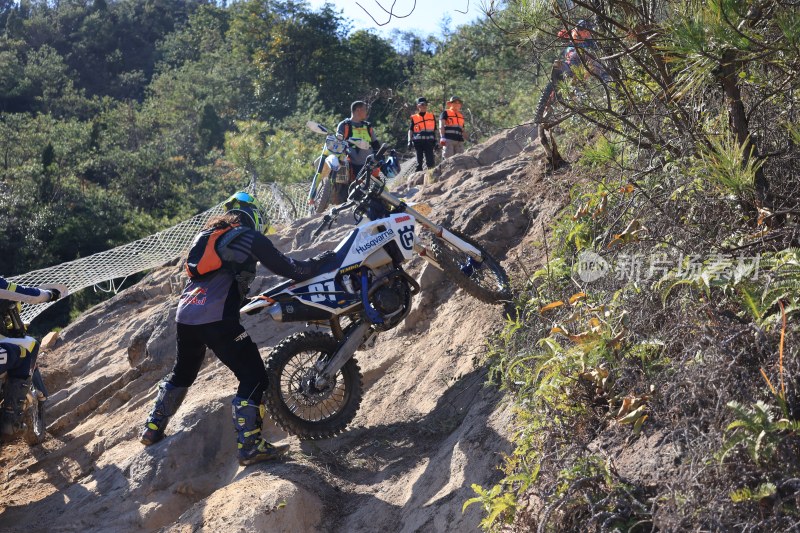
[
  {"x1": 465, "y1": 1, "x2": 800, "y2": 531},
  {"x1": 0, "y1": 0, "x2": 538, "y2": 331}
]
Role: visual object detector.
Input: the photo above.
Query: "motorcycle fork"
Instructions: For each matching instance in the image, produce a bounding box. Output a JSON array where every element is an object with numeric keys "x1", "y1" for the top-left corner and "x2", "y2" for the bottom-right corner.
[
  {"x1": 314, "y1": 321, "x2": 372, "y2": 389},
  {"x1": 414, "y1": 243, "x2": 443, "y2": 271}
]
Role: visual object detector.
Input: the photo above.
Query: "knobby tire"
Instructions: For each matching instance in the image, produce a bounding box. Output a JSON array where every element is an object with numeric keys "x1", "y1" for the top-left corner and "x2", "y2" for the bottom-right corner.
[
  {"x1": 534, "y1": 80, "x2": 556, "y2": 125},
  {"x1": 23, "y1": 396, "x2": 46, "y2": 445},
  {"x1": 431, "y1": 227, "x2": 512, "y2": 304},
  {"x1": 265, "y1": 331, "x2": 363, "y2": 440},
  {"x1": 313, "y1": 177, "x2": 332, "y2": 215}
]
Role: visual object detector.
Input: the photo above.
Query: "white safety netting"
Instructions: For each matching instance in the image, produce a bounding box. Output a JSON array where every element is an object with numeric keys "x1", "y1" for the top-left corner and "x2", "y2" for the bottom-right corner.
[
  {"x1": 9, "y1": 157, "x2": 421, "y2": 325},
  {"x1": 10, "y1": 182, "x2": 309, "y2": 323}
]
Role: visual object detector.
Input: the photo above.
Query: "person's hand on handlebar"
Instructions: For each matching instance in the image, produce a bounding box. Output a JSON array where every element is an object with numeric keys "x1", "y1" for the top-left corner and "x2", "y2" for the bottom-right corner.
[
  {"x1": 313, "y1": 213, "x2": 333, "y2": 237},
  {"x1": 312, "y1": 201, "x2": 355, "y2": 237}
]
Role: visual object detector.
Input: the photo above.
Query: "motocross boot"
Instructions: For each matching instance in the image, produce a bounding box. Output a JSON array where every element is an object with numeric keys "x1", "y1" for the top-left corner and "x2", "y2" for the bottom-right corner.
[
  {"x1": 232, "y1": 396, "x2": 289, "y2": 466},
  {"x1": 0, "y1": 377, "x2": 31, "y2": 440},
  {"x1": 140, "y1": 381, "x2": 188, "y2": 446}
]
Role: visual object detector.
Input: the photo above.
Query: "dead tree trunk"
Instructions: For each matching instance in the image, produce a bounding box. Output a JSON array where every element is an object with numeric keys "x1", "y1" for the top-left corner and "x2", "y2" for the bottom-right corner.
[{"x1": 539, "y1": 124, "x2": 565, "y2": 170}]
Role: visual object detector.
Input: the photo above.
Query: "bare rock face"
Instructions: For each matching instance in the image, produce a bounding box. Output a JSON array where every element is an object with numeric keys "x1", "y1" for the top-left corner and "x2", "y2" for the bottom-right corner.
[
  {"x1": 40, "y1": 331, "x2": 60, "y2": 351},
  {"x1": 166, "y1": 474, "x2": 323, "y2": 533},
  {"x1": 0, "y1": 130, "x2": 567, "y2": 533},
  {"x1": 432, "y1": 124, "x2": 537, "y2": 183}
]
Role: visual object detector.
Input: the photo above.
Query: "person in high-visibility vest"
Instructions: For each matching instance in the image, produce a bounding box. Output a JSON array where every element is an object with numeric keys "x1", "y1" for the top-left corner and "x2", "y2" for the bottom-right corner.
[
  {"x1": 407, "y1": 97, "x2": 438, "y2": 172},
  {"x1": 439, "y1": 96, "x2": 467, "y2": 159},
  {"x1": 335, "y1": 101, "x2": 381, "y2": 203},
  {"x1": 556, "y1": 19, "x2": 610, "y2": 82}
]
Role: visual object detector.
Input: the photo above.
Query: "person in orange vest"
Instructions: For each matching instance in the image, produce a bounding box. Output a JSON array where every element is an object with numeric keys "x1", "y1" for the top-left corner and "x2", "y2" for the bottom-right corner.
[
  {"x1": 439, "y1": 96, "x2": 467, "y2": 159},
  {"x1": 407, "y1": 97, "x2": 438, "y2": 172},
  {"x1": 556, "y1": 19, "x2": 610, "y2": 82},
  {"x1": 557, "y1": 19, "x2": 597, "y2": 49}
]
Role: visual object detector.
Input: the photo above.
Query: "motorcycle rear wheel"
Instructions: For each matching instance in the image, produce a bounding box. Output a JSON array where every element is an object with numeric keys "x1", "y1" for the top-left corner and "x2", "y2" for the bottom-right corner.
[
  {"x1": 265, "y1": 331, "x2": 362, "y2": 440},
  {"x1": 534, "y1": 80, "x2": 556, "y2": 124},
  {"x1": 23, "y1": 395, "x2": 46, "y2": 445},
  {"x1": 431, "y1": 228, "x2": 511, "y2": 304}
]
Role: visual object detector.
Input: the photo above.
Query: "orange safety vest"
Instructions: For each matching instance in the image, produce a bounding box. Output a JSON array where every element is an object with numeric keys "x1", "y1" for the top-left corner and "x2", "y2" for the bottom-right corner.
[
  {"x1": 442, "y1": 109, "x2": 465, "y2": 140},
  {"x1": 411, "y1": 112, "x2": 436, "y2": 141},
  {"x1": 571, "y1": 27, "x2": 593, "y2": 45}
]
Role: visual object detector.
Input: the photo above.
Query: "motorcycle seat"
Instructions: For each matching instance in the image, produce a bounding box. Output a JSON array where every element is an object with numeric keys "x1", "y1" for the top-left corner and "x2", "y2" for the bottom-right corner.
[{"x1": 302, "y1": 229, "x2": 360, "y2": 279}]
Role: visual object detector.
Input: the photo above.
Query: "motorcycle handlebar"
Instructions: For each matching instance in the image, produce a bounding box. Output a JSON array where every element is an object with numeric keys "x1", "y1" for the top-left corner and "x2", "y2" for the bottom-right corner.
[
  {"x1": 312, "y1": 201, "x2": 355, "y2": 237},
  {"x1": 312, "y1": 215, "x2": 331, "y2": 237}
]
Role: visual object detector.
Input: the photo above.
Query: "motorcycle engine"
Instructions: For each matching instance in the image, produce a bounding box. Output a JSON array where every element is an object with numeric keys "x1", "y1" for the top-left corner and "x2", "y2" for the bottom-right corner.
[{"x1": 369, "y1": 276, "x2": 412, "y2": 331}]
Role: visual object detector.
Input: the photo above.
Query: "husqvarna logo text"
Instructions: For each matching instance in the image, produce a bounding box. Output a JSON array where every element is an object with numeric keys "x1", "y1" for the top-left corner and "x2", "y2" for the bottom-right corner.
[{"x1": 355, "y1": 229, "x2": 394, "y2": 254}]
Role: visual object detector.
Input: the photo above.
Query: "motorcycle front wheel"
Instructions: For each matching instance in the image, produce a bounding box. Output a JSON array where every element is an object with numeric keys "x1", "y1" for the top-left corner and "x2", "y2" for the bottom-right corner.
[
  {"x1": 313, "y1": 177, "x2": 332, "y2": 215},
  {"x1": 534, "y1": 80, "x2": 557, "y2": 125},
  {"x1": 265, "y1": 331, "x2": 363, "y2": 440},
  {"x1": 431, "y1": 227, "x2": 512, "y2": 304}
]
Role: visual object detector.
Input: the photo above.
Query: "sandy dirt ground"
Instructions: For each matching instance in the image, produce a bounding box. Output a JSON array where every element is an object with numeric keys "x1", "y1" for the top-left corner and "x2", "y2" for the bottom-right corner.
[{"x1": 1, "y1": 125, "x2": 569, "y2": 532}]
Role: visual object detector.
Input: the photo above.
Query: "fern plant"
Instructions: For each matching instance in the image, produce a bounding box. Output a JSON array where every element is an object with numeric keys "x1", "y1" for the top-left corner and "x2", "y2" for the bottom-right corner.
[
  {"x1": 658, "y1": 249, "x2": 800, "y2": 327},
  {"x1": 717, "y1": 401, "x2": 800, "y2": 466},
  {"x1": 730, "y1": 482, "x2": 777, "y2": 503},
  {"x1": 462, "y1": 483, "x2": 518, "y2": 530}
]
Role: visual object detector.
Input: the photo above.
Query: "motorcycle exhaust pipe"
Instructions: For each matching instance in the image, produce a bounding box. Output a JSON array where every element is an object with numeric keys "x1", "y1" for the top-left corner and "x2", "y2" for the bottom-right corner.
[{"x1": 266, "y1": 301, "x2": 332, "y2": 322}]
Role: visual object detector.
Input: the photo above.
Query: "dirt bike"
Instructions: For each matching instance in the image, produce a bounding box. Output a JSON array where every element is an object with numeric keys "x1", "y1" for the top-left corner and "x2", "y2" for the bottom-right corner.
[
  {"x1": 0, "y1": 286, "x2": 66, "y2": 445},
  {"x1": 242, "y1": 144, "x2": 511, "y2": 440},
  {"x1": 307, "y1": 121, "x2": 371, "y2": 215}
]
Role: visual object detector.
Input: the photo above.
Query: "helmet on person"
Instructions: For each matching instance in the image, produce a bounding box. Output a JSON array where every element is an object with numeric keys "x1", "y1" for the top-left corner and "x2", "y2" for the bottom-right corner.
[
  {"x1": 224, "y1": 191, "x2": 269, "y2": 234},
  {"x1": 381, "y1": 156, "x2": 401, "y2": 179},
  {"x1": 576, "y1": 19, "x2": 594, "y2": 30}
]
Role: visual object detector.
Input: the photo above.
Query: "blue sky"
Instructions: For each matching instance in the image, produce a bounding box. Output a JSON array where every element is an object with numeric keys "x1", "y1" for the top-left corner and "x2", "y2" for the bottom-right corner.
[{"x1": 305, "y1": 0, "x2": 483, "y2": 38}]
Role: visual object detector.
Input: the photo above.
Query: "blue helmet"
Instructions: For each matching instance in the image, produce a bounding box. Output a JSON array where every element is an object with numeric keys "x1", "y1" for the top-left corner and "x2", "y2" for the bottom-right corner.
[{"x1": 224, "y1": 191, "x2": 269, "y2": 234}]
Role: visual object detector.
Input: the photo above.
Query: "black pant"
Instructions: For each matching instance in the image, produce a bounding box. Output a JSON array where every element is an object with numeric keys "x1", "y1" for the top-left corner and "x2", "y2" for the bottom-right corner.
[
  {"x1": 413, "y1": 140, "x2": 436, "y2": 171},
  {"x1": 0, "y1": 341, "x2": 38, "y2": 380},
  {"x1": 168, "y1": 320, "x2": 268, "y2": 401}
]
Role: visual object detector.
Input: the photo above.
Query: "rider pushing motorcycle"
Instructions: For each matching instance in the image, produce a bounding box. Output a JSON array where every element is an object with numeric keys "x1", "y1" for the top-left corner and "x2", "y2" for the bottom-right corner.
[
  {"x1": 139, "y1": 191, "x2": 333, "y2": 466},
  {"x1": 0, "y1": 277, "x2": 62, "y2": 439}
]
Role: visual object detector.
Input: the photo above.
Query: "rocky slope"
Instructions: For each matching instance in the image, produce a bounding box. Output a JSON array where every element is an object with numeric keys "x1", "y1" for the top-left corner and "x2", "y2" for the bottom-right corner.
[{"x1": 0, "y1": 125, "x2": 567, "y2": 532}]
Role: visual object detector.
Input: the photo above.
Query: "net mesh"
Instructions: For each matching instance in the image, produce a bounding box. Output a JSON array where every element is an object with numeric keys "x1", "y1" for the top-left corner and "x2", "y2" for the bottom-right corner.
[
  {"x1": 9, "y1": 182, "x2": 307, "y2": 323},
  {"x1": 9, "y1": 158, "x2": 417, "y2": 324}
]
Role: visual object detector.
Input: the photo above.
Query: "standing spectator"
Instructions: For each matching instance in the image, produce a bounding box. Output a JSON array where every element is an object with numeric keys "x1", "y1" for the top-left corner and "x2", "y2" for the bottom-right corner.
[
  {"x1": 439, "y1": 96, "x2": 467, "y2": 159},
  {"x1": 407, "y1": 97, "x2": 437, "y2": 172}
]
